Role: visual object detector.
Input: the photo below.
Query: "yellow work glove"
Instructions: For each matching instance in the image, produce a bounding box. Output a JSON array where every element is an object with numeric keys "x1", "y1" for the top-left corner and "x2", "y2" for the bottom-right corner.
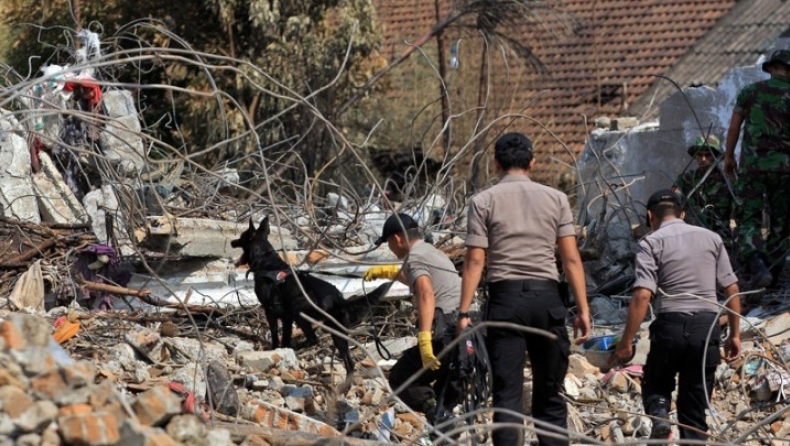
[
  {"x1": 418, "y1": 331, "x2": 441, "y2": 370},
  {"x1": 363, "y1": 264, "x2": 400, "y2": 281}
]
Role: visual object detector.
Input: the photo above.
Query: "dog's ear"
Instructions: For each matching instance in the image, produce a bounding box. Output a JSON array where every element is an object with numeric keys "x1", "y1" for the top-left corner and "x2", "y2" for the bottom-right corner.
[
  {"x1": 259, "y1": 216, "x2": 270, "y2": 235},
  {"x1": 248, "y1": 217, "x2": 255, "y2": 232}
]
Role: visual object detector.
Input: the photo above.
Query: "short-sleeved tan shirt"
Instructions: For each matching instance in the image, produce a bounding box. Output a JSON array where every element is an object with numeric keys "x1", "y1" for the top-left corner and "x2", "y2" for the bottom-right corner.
[{"x1": 465, "y1": 174, "x2": 575, "y2": 282}]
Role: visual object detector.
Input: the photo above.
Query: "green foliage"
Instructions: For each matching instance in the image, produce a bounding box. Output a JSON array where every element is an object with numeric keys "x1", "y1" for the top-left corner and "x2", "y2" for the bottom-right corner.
[{"x1": 0, "y1": 0, "x2": 386, "y2": 192}]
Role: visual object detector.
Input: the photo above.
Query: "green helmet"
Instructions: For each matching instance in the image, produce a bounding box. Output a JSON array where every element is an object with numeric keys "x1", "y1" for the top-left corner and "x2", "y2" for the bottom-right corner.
[
  {"x1": 687, "y1": 134, "x2": 722, "y2": 157},
  {"x1": 762, "y1": 49, "x2": 790, "y2": 72}
]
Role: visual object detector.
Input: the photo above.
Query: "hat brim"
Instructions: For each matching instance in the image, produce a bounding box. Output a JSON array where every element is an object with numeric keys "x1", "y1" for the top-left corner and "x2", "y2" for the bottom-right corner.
[{"x1": 374, "y1": 236, "x2": 387, "y2": 246}]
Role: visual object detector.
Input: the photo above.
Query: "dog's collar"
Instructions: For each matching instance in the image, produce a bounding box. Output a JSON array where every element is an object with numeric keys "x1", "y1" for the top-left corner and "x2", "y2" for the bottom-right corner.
[{"x1": 263, "y1": 270, "x2": 290, "y2": 284}]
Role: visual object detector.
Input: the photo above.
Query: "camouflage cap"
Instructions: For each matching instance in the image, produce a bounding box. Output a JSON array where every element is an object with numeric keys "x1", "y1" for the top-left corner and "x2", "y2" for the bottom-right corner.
[
  {"x1": 687, "y1": 134, "x2": 722, "y2": 157},
  {"x1": 762, "y1": 49, "x2": 790, "y2": 72}
]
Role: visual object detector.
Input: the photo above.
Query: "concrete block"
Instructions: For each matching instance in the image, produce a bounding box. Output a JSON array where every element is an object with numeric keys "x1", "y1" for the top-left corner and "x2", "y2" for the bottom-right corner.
[
  {"x1": 98, "y1": 114, "x2": 146, "y2": 176},
  {"x1": 0, "y1": 385, "x2": 33, "y2": 417},
  {"x1": 82, "y1": 185, "x2": 134, "y2": 256},
  {"x1": 102, "y1": 90, "x2": 137, "y2": 118},
  {"x1": 124, "y1": 326, "x2": 163, "y2": 362},
  {"x1": 141, "y1": 217, "x2": 297, "y2": 259},
  {"x1": 58, "y1": 412, "x2": 121, "y2": 446},
  {"x1": 237, "y1": 349, "x2": 298, "y2": 374},
  {"x1": 763, "y1": 312, "x2": 790, "y2": 345},
  {"x1": 119, "y1": 420, "x2": 178, "y2": 446},
  {"x1": 164, "y1": 414, "x2": 206, "y2": 444},
  {"x1": 568, "y1": 353, "x2": 600, "y2": 379},
  {"x1": 32, "y1": 152, "x2": 87, "y2": 224},
  {"x1": 166, "y1": 337, "x2": 227, "y2": 364},
  {"x1": 243, "y1": 400, "x2": 340, "y2": 437},
  {"x1": 15, "y1": 400, "x2": 58, "y2": 433},
  {"x1": 132, "y1": 386, "x2": 181, "y2": 427},
  {"x1": 0, "y1": 110, "x2": 39, "y2": 223}
]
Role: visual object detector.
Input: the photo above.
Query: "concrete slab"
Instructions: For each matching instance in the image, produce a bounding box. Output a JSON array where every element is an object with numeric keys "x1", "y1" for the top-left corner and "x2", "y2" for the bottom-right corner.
[
  {"x1": 0, "y1": 109, "x2": 39, "y2": 223},
  {"x1": 32, "y1": 152, "x2": 87, "y2": 224}
]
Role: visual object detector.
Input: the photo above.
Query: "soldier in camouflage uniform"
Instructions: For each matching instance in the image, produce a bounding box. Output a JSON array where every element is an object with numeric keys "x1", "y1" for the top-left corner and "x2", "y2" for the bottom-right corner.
[
  {"x1": 725, "y1": 49, "x2": 790, "y2": 288},
  {"x1": 673, "y1": 135, "x2": 734, "y2": 253}
]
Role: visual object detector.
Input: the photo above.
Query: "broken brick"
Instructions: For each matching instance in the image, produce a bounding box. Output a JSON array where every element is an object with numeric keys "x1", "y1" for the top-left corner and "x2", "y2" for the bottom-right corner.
[
  {"x1": 132, "y1": 385, "x2": 181, "y2": 427},
  {"x1": 58, "y1": 412, "x2": 121, "y2": 446}
]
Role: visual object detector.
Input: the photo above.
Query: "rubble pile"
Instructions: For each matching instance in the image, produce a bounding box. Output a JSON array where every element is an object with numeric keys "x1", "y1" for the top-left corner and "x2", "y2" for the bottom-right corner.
[{"x1": 0, "y1": 304, "x2": 449, "y2": 445}]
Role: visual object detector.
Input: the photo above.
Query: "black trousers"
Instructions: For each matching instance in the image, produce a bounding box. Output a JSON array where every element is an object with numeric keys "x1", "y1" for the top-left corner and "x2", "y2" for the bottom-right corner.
[
  {"x1": 643, "y1": 312, "x2": 721, "y2": 442},
  {"x1": 388, "y1": 325, "x2": 459, "y2": 415},
  {"x1": 486, "y1": 279, "x2": 570, "y2": 446}
]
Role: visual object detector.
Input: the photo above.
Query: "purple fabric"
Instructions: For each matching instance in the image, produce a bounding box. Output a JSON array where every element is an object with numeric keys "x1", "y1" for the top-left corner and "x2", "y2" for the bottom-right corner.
[{"x1": 75, "y1": 244, "x2": 131, "y2": 310}]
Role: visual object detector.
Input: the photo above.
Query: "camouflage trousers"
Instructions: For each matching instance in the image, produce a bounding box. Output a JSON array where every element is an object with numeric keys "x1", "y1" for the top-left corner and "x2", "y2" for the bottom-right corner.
[{"x1": 735, "y1": 171, "x2": 790, "y2": 268}]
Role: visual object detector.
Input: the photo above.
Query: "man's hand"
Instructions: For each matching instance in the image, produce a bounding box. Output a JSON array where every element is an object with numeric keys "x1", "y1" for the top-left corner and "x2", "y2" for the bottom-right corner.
[
  {"x1": 454, "y1": 316, "x2": 471, "y2": 337},
  {"x1": 573, "y1": 312, "x2": 591, "y2": 345},
  {"x1": 364, "y1": 265, "x2": 400, "y2": 281},
  {"x1": 724, "y1": 335, "x2": 741, "y2": 361},
  {"x1": 609, "y1": 339, "x2": 633, "y2": 368},
  {"x1": 724, "y1": 155, "x2": 737, "y2": 178},
  {"x1": 418, "y1": 331, "x2": 441, "y2": 370}
]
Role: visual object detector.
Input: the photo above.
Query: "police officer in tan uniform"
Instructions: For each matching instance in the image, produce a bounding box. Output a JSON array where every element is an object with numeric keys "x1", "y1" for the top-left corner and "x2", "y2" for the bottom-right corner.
[
  {"x1": 457, "y1": 132, "x2": 591, "y2": 446},
  {"x1": 612, "y1": 189, "x2": 741, "y2": 442}
]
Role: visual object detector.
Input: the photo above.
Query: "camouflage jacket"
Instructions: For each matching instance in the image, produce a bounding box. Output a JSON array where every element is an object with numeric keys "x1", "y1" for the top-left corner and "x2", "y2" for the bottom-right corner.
[
  {"x1": 675, "y1": 167, "x2": 733, "y2": 235},
  {"x1": 735, "y1": 76, "x2": 790, "y2": 173}
]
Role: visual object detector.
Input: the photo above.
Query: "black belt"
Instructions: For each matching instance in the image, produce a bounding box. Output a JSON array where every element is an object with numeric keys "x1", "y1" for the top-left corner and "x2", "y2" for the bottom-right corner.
[
  {"x1": 655, "y1": 312, "x2": 718, "y2": 323},
  {"x1": 488, "y1": 279, "x2": 559, "y2": 294}
]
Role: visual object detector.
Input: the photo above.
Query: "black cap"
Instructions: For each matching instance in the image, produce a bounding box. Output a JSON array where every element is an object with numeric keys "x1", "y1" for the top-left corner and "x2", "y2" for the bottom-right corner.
[
  {"x1": 646, "y1": 189, "x2": 682, "y2": 210},
  {"x1": 375, "y1": 213, "x2": 419, "y2": 245}
]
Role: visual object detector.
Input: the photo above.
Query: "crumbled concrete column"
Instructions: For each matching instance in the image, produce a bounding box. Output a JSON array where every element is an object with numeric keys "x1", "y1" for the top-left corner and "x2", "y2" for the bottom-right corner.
[
  {"x1": 32, "y1": 152, "x2": 87, "y2": 224},
  {"x1": 0, "y1": 109, "x2": 39, "y2": 223}
]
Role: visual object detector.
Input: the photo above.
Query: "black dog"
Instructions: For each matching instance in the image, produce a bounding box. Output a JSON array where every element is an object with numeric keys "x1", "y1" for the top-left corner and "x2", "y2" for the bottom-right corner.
[{"x1": 231, "y1": 216, "x2": 391, "y2": 373}]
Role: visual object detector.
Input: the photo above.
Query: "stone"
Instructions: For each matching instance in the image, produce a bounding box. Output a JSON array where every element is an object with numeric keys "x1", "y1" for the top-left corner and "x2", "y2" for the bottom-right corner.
[
  {"x1": 118, "y1": 420, "x2": 178, "y2": 446},
  {"x1": 0, "y1": 109, "x2": 39, "y2": 223},
  {"x1": 233, "y1": 341, "x2": 255, "y2": 357},
  {"x1": 59, "y1": 404, "x2": 93, "y2": 417},
  {"x1": 5, "y1": 314, "x2": 51, "y2": 348},
  {"x1": 165, "y1": 415, "x2": 207, "y2": 444},
  {"x1": 763, "y1": 313, "x2": 790, "y2": 345},
  {"x1": 205, "y1": 429, "x2": 232, "y2": 446},
  {"x1": 16, "y1": 400, "x2": 58, "y2": 433},
  {"x1": 205, "y1": 360, "x2": 240, "y2": 416},
  {"x1": 41, "y1": 424, "x2": 61, "y2": 445},
  {"x1": 171, "y1": 363, "x2": 206, "y2": 401},
  {"x1": 16, "y1": 433, "x2": 41, "y2": 446},
  {"x1": 0, "y1": 413, "x2": 14, "y2": 437},
  {"x1": 132, "y1": 386, "x2": 182, "y2": 427},
  {"x1": 238, "y1": 349, "x2": 298, "y2": 373},
  {"x1": 563, "y1": 376, "x2": 581, "y2": 398},
  {"x1": 58, "y1": 412, "x2": 121, "y2": 446},
  {"x1": 608, "y1": 372, "x2": 630, "y2": 393},
  {"x1": 32, "y1": 152, "x2": 87, "y2": 224},
  {"x1": 124, "y1": 326, "x2": 163, "y2": 362},
  {"x1": 166, "y1": 338, "x2": 227, "y2": 364},
  {"x1": 0, "y1": 385, "x2": 33, "y2": 417},
  {"x1": 82, "y1": 185, "x2": 133, "y2": 256},
  {"x1": 568, "y1": 354, "x2": 600, "y2": 379},
  {"x1": 30, "y1": 369, "x2": 70, "y2": 401}
]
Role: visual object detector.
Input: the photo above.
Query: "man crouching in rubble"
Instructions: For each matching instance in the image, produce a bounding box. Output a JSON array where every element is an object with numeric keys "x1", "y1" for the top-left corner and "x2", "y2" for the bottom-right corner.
[
  {"x1": 457, "y1": 132, "x2": 591, "y2": 446},
  {"x1": 364, "y1": 213, "x2": 461, "y2": 436},
  {"x1": 611, "y1": 189, "x2": 742, "y2": 442}
]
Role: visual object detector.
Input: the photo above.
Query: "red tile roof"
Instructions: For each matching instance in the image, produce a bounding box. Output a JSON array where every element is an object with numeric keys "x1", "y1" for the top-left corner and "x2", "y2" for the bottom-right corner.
[{"x1": 374, "y1": 0, "x2": 737, "y2": 185}]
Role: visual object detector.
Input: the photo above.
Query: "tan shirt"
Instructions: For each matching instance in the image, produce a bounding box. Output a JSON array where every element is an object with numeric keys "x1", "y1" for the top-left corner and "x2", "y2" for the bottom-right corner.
[
  {"x1": 465, "y1": 174, "x2": 575, "y2": 282},
  {"x1": 633, "y1": 219, "x2": 737, "y2": 313},
  {"x1": 405, "y1": 241, "x2": 460, "y2": 315}
]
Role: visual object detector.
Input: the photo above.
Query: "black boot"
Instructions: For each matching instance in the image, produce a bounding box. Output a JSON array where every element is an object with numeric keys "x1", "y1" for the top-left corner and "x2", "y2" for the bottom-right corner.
[
  {"x1": 646, "y1": 396, "x2": 672, "y2": 440},
  {"x1": 423, "y1": 399, "x2": 460, "y2": 441},
  {"x1": 749, "y1": 254, "x2": 773, "y2": 289}
]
